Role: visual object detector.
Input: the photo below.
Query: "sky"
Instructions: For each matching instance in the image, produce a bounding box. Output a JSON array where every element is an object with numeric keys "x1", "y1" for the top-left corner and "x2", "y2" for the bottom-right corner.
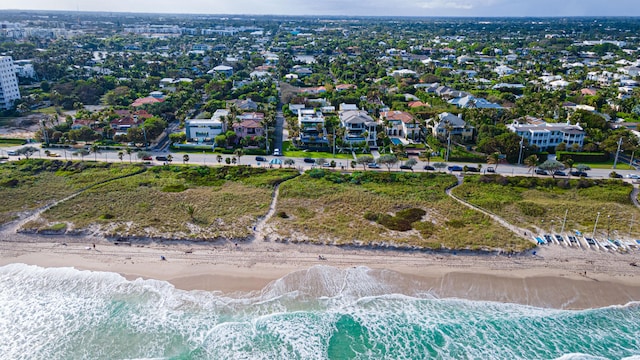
[{"x1": 1, "y1": 0, "x2": 640, "y2": 17}]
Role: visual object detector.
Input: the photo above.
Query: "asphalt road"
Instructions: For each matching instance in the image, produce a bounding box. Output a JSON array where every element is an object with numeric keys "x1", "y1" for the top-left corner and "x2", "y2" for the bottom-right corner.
[{"x1": 2, "y1": 144, "x2": 639, "y2": 181}]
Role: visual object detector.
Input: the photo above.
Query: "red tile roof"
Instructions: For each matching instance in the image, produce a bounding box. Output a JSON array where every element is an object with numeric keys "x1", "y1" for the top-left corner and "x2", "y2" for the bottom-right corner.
[{"x1": 131, "y1": 97, "x2": 165, "y2": 107}]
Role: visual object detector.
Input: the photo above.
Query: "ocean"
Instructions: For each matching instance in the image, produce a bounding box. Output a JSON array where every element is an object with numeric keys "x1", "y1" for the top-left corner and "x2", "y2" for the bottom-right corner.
[{"x1": 1, "y1": 263, "x2": 639, "y2": 360}]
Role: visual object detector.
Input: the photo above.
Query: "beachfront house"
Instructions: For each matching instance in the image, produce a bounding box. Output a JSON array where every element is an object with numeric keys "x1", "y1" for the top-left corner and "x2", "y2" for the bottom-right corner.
[
  {"x1": 297, "y1": 109, "x2": 329, "y2": 149},
  {"x1": 380, "y1": 110, "x2": 421, "y2": 140},
  {"x1": 339, "y1": 109, "x2": 378, "y2": 148},
  {"x1": 185, "y1": 110, "x2": 228, "y2": 143},
  {"x1": 430, "y1": 112, "x2": 474, "y2": 141},
  {"x1": 507, "y1": 117, "x2": 585, "y2": 151},
  {"x1": 233, "y1": 112, "x2": 265, "y2": 139}
]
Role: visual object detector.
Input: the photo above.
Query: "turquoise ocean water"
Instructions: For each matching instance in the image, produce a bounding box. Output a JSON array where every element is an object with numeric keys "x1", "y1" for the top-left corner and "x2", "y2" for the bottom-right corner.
[{"x1": 1, "y1": 263, "x2": 639, "y2": 360}]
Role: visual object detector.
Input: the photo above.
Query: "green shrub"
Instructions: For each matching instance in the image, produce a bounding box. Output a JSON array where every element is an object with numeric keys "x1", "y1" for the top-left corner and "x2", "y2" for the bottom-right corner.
[
  {"x1": 47, "y1": 223, "x2": 67, "y2": 231},
  {"x1": 162, "y1": 183, "x2": 187, "y2": 192},
  {"x1": 517, "y1": 201, "x2": 545, "y2": 216},
  {"x1": 445, "y1": 219, "x2": 466, "y2": 228},
  {"x1": 365, "y1": 208, "x2": 426, "y2": 232},
  {"x1": 413, "y1": 221, "x2": 436, "y2": 237},
  {"x1": 276, "y1": 211, "x2": 289, "y2": 219}
]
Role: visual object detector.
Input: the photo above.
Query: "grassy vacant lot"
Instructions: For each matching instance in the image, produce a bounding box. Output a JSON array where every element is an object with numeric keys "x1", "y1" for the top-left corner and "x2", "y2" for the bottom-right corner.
[
  {"x1": 269, "y1": 169, "x2": 533, "y2": 251},
  {"x1": 452, "y1": 175, "x2": 640, "y2": 238},
  {"x1": 0, "y1": 159, "x2": 144, "y2": 225},
  {"x1": 37, "y1": 165, "x2": 298, "y2": 240}
]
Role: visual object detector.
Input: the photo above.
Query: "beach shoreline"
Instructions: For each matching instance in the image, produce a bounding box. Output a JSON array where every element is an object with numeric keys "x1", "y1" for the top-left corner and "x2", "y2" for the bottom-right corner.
[{"x1": 1, "y1": 233, "x2": 640, "y2": 310}]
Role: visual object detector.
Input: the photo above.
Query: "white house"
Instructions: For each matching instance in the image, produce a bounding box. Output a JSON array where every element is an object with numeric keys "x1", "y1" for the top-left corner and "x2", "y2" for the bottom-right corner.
[
  {"x1": 507, "y1": 117, "x2": 585, "y2": 151},
  {"x1": 339, "y1": 110, "x2": 378, "y2": 147},
  {"x1": 430, "y1": 112, "x2": 474, "y2": 141},
  {"x1": 13, "y1": 59, "x2": 36, "y2": 79},
  {"x1": 297, "y1": 109, "x2": 328, "y2": 148},
  {"x1": 390, "y1": 69, "x2": 417, "y2": 77},
  {"x1": 184, "y1": 109, "x2": 228, "y2": 142},
  {"x1": 494, "y1": 65, "x2": 516, "y2": 76}
]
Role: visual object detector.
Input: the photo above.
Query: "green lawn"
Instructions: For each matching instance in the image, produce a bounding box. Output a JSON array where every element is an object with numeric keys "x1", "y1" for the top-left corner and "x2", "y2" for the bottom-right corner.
[
  {"x1": 32, "y1": 106, "x2": 59, "y2": 115},
  {"x1": 578, "y1": 161, "x2": 634, "y2": 170},
  {"x1": 283, "y1": 150, "x2": 354, "y2": 159}
]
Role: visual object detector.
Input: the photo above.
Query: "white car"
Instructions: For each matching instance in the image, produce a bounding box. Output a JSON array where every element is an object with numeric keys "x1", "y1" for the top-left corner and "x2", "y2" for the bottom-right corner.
[
  {"x1": 626, "y1": 174, "x2": 639, "y2": 179},
  {"x1": 273, "y1": 149, "x2": 281, "y2": 156}
]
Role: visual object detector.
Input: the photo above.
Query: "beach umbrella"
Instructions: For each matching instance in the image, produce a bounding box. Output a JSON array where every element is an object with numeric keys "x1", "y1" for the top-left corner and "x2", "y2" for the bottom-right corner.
[{"x1": 269, "y1": 158, "x2": 282, "y2": 165}]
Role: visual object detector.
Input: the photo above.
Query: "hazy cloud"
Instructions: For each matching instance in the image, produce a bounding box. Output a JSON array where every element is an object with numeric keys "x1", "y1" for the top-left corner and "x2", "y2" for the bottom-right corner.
[{"x1": 1, "y1": 0, "x2": 639, "y2": 16}]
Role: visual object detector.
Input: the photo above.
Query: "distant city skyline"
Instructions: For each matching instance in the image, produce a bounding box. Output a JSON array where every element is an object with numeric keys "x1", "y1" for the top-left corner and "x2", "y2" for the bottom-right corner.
[{"x1": 1, "y1": 0, "x2": 640, "y2": 17}]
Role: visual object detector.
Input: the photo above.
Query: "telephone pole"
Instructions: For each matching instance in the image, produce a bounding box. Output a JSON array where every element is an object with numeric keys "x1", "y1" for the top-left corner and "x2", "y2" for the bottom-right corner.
[{"x1": 613, "y1": 137, "x2": 623, "y2": 169}]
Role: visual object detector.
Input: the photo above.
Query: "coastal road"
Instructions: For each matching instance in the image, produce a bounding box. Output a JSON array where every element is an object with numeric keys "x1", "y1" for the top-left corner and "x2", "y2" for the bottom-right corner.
[{"x1": 2, "y1": 144, "x2": 639, "y2": 181}]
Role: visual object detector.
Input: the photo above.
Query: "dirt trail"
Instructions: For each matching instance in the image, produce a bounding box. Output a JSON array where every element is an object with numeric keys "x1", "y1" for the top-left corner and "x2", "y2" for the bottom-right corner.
[
  {"x1": 253, "y1": 183, "x2": 281, "y2": 245},
  {"x1": 446, "y1": 175, "x2": 531, "y2": 242}
]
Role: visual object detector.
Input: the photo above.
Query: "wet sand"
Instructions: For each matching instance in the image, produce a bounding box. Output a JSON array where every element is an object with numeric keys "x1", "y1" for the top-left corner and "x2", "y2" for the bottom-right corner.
[{"x1": 1, "y1": 235, "x2": 640, "y2": 309}]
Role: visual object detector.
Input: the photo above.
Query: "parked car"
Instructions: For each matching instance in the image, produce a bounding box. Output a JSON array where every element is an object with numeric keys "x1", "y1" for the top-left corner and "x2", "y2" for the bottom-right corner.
[
  {"x1": 465, "y1": 166, "x2": 480, "y2": 172},
  {"x1": 486, "y1": 166, "x2": 495, "y2": 173},
  {"x1": 570, "y1": 170, "x2": 588, "y2": 177},
  {"x1": 322, "y1": 162, "x2": 331, "y2": 167},
  {"x1": 399, "y1": 165, "x2": 413, "y2": 170},
  {"x1": 255, "y1": 156, "x2": 267, "y2": 162},
  {"x1": 610, "y1": 172, "x2": 623, "y2": 179},
  {"x1": 273, "y1": 149, "x2": 281, "y2": 156},
  {"x1": 535, "y1": 169, "x2": 548, "y2": 175},
  {"x1": 368, "y1": 162, "x2": 381, "y2": 169},
  {"x1": 553, "y1": 170, "x2": 566, "y2": 176},
  {"x1": 626, "y1": 174, "x2": 640, "y2": 179},
  {"x1": 303, "y1": 158, "x2": 315, "y2": 163},
  {"x1": 448, "y1": 165, "x2": 463, "y2": 172},
  {"x1": 142, "y1": 155, "x2": 153, "y2": 161},
  {"x1": 7, "y1": 151, "x2": 17, "y2": 156},
  {"x1": 155, "y1": 156, "x2": 168, "y2": 161},
  {"x1": 423, "y1": 165, "x2": 435, "y2": 171},
  {"x1": 47, "y1": 152, "x2": 61, "y2": 157}
]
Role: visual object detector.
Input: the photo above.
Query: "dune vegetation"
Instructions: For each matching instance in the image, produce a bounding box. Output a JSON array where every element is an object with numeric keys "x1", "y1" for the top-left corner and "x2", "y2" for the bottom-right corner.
[
  {"x1": 269, "y1": 169, "x2": 533, "y2": 251},
  {"x1": 452, "y1": 175, "x2": 640, "y2": 239}
]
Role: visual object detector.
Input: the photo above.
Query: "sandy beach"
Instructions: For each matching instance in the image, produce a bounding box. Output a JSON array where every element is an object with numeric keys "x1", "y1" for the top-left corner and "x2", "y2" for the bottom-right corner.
[{"x1": 1, "y1": 230, "x2": 640, "y2": 310}]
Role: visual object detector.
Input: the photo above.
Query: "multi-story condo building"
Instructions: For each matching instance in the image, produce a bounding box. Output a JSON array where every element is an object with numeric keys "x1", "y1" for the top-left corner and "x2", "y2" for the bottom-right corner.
[
  {"x1": 0, "y1": 56, "x2": 21, "y2": 110},
  {"x1": 507, "y1": 116, "x2": 585, "y2": 151}
]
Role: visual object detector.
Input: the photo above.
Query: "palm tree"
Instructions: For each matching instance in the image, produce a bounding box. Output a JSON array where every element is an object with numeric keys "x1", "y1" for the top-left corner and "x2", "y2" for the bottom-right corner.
[
  {"x1": 125, "y1": 147, "x2": 132, "y2": 163},
  {"x1": 425, "y1": 151, "x2": 432, "y2": 166},
  {"x1": 444, "y1": 122, "x2": 453, "y2": 161},
  {"x1": 487, "y1": 152, "x2": 501, "y2": 171},
  {"x1": 166, "y1": 154, "x2": 173, "y2": 164},
  {"x1": 216, "y1": 154, "x2": 223, "y2": 163},
  {"x1": 183, "y1": 154, "x2": 190, "y2": 164},
  {"x1": 233, "y1": 148, "x2": 244, "y2": 165},
  {"x1": 90, "y1": 144, "x2": 100, "y2": 162},
  {"x1": 563, "y1": 158, "x2": 574, "y2": 177},
  {"x1": 524, "y1": 155, "x2": 539, "y2": 175},
  {"x1": 118, "y1": 151, "x2": 124, "y2": 162}
]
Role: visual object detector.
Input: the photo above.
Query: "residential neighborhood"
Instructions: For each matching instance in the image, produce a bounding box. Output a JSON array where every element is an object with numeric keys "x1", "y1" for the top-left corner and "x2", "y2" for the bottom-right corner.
[{"x1": 0, "y1": 12, "x2": 639, "y2": 171}]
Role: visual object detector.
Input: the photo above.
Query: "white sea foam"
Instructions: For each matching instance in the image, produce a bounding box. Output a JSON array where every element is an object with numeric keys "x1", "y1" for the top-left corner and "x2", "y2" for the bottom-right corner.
[{"x1": 1, "y1": 263, "x2": 639, "y2": 360}]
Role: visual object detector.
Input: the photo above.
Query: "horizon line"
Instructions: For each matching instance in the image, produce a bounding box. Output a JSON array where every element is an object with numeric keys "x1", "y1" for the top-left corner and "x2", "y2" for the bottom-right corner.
[{"x1": 1, "y1": 8, "x2": 640, "y2": 19}]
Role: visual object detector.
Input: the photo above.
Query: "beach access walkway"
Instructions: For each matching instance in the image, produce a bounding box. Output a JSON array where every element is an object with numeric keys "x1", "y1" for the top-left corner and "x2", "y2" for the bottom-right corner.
[{"x1": 446, "y1": 175, "x2": 531, "y2": 241}]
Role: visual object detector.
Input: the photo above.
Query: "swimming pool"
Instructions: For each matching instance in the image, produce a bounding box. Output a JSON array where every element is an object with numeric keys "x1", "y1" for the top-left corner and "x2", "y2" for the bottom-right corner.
[{"x1": 390, "y1": 138, "x2": 403, "y2": 145}]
